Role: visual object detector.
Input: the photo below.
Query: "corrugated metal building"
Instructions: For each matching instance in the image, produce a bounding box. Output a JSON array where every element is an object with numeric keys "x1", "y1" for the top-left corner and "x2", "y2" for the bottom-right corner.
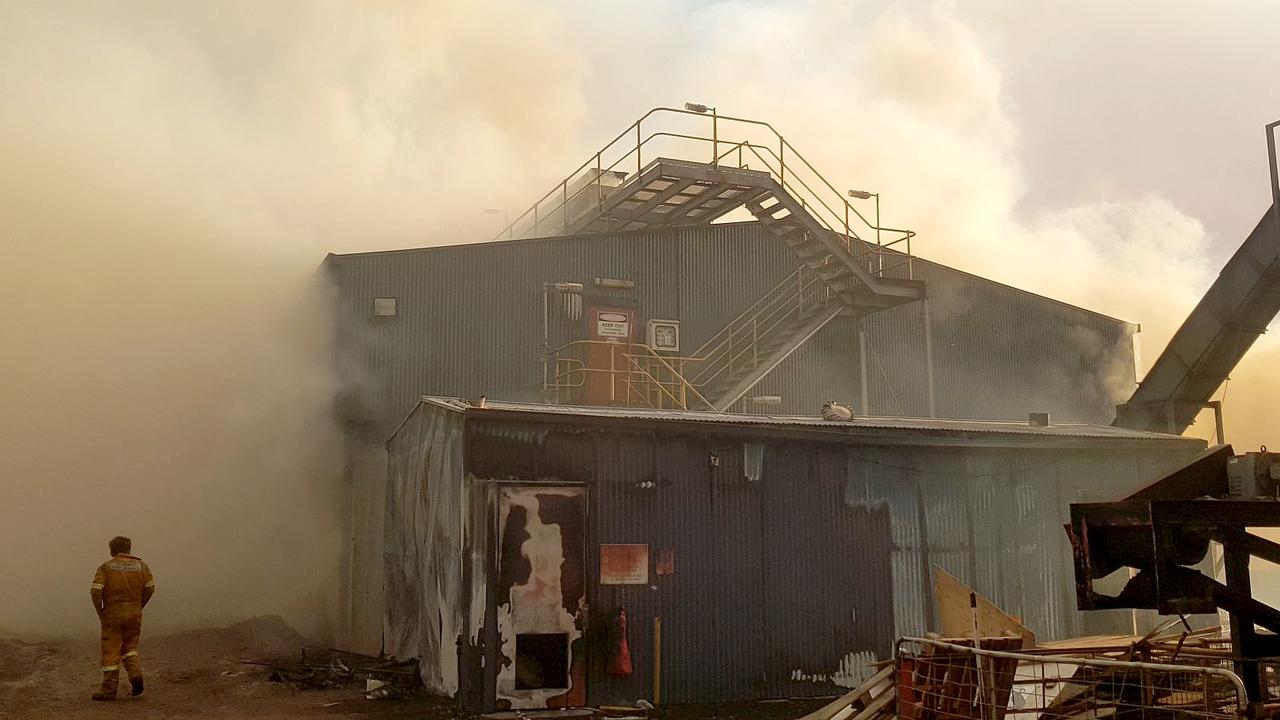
[
  {"x1": 384, "y1": 398, "x2": 1203, "y2": 711},
  {"x1": 326, "y1": 221, "x2": 1142, "y2": 654},
  {"x1": 328, "y1": 222, "x2": 1137, "y2": 431}
]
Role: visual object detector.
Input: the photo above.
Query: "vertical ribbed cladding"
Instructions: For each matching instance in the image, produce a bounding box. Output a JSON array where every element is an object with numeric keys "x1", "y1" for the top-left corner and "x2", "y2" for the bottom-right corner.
[
  {"x1": 760, "y1": 441, "x2": 895, "y2": 698},
  {"x1": 899, "y1": 257, "x2": 1138, "y2": 423},
  {"x1": 402, "y1": 409, "x2": 1208, "y2": 706},
  {"x1": 328, "y1": 222, "x2": 1138, "y2": 436},
  {"x1": 726, "y1": 316, "x2": 862, "y2": 416},
  {"x1": 586, "y1": 430, "x2": 661, "y2": 705},
  {"x1": 703, "y1": 438, "x2": 768, "y2": 702},
  {"x1": 650, "y1": 434, "x2": 722, "y2": 705},
  {"x1": 851, "y1": 444, "x2": 1207, "y2": 643},
  {"x1": 677, "y1": 223, "x2": 797, "y2": 350},
  {"x1": 588, "y1": 429, "x2": 741, "y2": 705}
]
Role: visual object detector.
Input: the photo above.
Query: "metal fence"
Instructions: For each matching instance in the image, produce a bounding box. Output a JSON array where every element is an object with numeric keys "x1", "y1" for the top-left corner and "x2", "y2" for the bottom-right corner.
[{"x1": 896, "y1": 637, "x2": 1248, "y2": 720}]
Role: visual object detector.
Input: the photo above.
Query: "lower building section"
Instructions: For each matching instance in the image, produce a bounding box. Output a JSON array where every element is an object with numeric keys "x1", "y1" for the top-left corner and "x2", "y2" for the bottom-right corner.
[{"x1": 377, "y1": 399, "x2": 1203, "y2": 710}]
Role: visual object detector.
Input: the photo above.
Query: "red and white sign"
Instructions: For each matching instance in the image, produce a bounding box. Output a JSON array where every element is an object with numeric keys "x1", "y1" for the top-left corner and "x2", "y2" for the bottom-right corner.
[{"x1": 596, "y1": 311, "x2": 630, "y2": 339}]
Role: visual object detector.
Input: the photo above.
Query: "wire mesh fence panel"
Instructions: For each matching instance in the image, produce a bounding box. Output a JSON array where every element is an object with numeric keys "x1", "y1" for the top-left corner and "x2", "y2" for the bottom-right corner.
[{"x1": 896, "y1": 638, "x2": 1247, "y2": 720}]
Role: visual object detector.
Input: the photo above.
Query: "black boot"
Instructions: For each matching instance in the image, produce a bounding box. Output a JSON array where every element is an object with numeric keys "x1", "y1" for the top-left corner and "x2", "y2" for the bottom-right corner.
[{"x1": 130, "y1": 676, "x2": 144, "y2": 696}]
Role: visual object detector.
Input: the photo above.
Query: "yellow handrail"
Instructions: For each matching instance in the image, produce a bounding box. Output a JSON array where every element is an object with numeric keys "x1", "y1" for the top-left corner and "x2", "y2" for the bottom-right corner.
[
  {"x1": 492, "y1": 107, "x2": 917, "y2": 278},
  {"x1": 540, "y1": 339, "x2": 719, "y2": 410}
]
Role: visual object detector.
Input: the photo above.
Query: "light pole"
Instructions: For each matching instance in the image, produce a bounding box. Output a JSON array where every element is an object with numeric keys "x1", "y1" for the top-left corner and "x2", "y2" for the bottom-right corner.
[
  {"x1": 848, "y1": 189, "x2": 882, "y2": 276},
  {"x1": 684, "y1": 102, "x2": 718, "y2": 167},
  {"x1": 483, "y1": 208, "x2": 510, "y2": 240},
  {"x1": 847, "y1": 189, "x2": 880, "y2": 245}
]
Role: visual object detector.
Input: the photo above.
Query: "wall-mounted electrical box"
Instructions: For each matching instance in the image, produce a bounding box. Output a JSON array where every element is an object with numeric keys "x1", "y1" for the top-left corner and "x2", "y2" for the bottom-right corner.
[{"x1": 647, "y1": 319, "x2": 680, "y2": 353}]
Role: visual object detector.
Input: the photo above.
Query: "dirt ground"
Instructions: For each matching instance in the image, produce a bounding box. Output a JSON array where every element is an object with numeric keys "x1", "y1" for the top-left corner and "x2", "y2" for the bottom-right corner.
[
  {"x1": 0, "y1": 617, "x2": 825, "y2": 720},
  {"x1": 0, "y1": 616, "x2": 455, "y2": 719}
]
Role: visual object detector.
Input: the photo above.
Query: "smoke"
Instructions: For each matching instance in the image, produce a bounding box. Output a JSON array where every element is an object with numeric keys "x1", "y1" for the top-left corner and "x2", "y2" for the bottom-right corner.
[
  {"x1": 1, "y1": 0, "x2": 1274, "y2": 638},
  {"x1": 564, "y1": 0, "x2": 1276, "y2": 444},
  {"x1": 0, "y1": 0, "x2": 585, "y2": 637}
]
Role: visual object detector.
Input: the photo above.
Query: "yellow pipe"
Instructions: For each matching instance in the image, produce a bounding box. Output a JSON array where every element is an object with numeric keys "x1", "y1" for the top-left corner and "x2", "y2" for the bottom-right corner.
[{"x1": 653, "y1": 616, "x2": 662, "y2": 706}]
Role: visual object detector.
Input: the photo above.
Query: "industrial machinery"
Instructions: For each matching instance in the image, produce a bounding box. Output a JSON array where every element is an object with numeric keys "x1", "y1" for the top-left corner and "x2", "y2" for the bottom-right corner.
[
  {"x1": 1068, "y1": 445, "x2": 1280, "y2": 703},
  {"x1": 1072, "y1": 121, "x2": 1280, "y2": 706},
  {"x1": 1112, "y1": 120, "x2": 1280, "y2": 436}
]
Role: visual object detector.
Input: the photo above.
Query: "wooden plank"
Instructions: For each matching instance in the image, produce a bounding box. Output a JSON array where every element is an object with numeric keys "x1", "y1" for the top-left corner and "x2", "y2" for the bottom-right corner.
[
  {"x1": 795, "y1": 664, "x2": 894, "y2": 720},
  {"x1": 846, "y1": 690, "x2": 895, "y2": 720},
  {"x1": 934, "y1": 567, "x2": 1036, "y2": 648}
]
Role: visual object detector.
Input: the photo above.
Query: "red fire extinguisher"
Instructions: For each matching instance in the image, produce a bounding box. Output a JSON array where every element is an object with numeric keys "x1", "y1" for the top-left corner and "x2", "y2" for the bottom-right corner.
[{"x1": 608, "y1": 607, "x2": 633, "y2": 676}]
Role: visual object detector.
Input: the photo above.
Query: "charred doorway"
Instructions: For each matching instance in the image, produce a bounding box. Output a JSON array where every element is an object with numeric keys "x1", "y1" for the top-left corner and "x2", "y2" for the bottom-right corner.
[{"x1": 495, "y1": 485, "x2": 588, "y2": 709}]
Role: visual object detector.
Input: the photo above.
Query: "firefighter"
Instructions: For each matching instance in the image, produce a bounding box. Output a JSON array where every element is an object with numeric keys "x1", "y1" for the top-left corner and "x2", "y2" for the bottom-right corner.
[{"x1": 89, "y1": 536, "x2": 155, "y2": 701}]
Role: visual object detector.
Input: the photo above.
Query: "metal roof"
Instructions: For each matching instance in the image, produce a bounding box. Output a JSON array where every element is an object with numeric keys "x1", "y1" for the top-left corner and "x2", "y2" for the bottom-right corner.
[{"x1": 416, "y1": 396, "x2": 1201, "y2": 448}]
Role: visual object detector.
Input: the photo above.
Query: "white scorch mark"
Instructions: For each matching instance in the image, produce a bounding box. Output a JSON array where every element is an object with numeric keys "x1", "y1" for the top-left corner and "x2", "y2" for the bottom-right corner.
[
  {"x1": 496, "y1": 487, "x2": 584, "y2": 709},
  {"x1": 791, "y1": 650, "x2": 878, "y2": 688}
]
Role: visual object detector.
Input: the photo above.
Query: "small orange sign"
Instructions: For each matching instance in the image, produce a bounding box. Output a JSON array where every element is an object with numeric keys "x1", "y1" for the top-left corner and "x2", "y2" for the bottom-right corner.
[{"x1": 600, "y1": 544, "x2": 649, "y2": 585}]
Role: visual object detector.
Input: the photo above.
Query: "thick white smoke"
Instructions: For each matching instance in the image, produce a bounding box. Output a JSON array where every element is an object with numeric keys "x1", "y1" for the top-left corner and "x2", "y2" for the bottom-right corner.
[
  {"x1": 1, "y1": 0, "x2": 1275, "y2": 639},
  {"x1": 0, "y1": 0, "x2": 586, "y2": 637},
  {"x1": 562, "y1": 0, "x2": 1276, "y2": 446}
]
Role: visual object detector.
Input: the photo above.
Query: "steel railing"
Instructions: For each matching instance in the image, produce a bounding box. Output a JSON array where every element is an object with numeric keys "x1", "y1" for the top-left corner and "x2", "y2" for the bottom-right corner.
[
  {"x1": 541, "y1": 340, "x2": 715, "y2": 411},
  {"x1": 897, "y1": 637, "x2": 1249, "y2": 720},
  {"x1": 683, "y1": 265, "x2": 833, "y2": 393},
  {"x1": 542, "y1": 267, "x2": 834, "y2": 411},
  {"x1": 493, "y1": 107, "x2": 916, "y2": 279}
]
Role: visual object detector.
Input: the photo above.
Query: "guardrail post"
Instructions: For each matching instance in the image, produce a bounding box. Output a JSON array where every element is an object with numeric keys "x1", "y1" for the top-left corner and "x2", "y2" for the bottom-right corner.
[
  {"x1": 596, "y1": 152, "x2": 603, "y2": 211},
  {"x1": 779, "y1": 138, "x2": 785, "y2": 185},
  {"x1": 752, "y1": 318, "x2": 758, "y2": 368},
  {"x1": 562, "y1": 180, "x2": 569, "y2": 233},
  {"x1": 637, "y1": 122, "x2": 642, "y2": 175}
]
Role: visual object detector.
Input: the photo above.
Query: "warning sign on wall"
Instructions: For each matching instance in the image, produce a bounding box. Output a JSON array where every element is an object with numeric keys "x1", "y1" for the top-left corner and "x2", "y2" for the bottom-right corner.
[
  {"x1": 595, "y1": 311, "x2": 631, "y2": 339},
  {"x1": 600, "y1": 544, "x2": 649, "y2": 585}
]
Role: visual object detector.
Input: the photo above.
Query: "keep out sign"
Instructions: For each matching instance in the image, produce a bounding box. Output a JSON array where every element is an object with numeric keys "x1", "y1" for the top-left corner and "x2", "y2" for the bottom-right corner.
[{"x1": 595, "y1": 311, "x2": 630, "y2": 339}]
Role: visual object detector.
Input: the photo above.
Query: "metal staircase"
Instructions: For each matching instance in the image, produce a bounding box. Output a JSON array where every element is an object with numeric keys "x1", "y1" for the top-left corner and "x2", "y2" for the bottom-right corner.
[
  {"x1": 684, "y1": 267, "x2": 845, "y2": 410},
  {"x1": 513, "y1": 107, "x2": 926, "y2": 411}
]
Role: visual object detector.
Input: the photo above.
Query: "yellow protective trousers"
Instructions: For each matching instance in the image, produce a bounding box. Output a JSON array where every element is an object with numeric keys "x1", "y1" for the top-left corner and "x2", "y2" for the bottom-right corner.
[{"x1": 100, "y1": 612, "x2": 143, "y2": 680}]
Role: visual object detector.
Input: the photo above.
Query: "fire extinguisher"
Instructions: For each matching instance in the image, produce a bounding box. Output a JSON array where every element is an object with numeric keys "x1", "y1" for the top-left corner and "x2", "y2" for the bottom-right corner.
[{"x1": 608, "y1": 606, "x2": 633, "y2": 676}]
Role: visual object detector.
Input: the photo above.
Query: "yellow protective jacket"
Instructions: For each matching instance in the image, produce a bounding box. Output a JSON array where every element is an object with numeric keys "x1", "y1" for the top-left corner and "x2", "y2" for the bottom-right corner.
[{"x1": 90, "y1": 554, "x2": 155, "y2": 620}]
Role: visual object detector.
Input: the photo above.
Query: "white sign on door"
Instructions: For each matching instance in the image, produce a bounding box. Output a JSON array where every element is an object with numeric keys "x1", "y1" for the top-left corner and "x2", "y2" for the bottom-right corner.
[{"x1": 596, "y1": 311, "x2": 630, "y2": 339}]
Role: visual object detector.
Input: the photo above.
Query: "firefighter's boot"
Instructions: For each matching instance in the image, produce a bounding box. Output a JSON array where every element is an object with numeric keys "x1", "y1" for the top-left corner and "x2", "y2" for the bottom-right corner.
[{"x1": 91, "y1": 671, "x2": 118, "y2": 701}]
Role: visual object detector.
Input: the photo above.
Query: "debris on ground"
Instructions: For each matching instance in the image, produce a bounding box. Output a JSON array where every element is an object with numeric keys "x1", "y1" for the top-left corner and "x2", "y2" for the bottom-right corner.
[{"x1": 258, "y1": 647, "x2": 421, "y2": 697}]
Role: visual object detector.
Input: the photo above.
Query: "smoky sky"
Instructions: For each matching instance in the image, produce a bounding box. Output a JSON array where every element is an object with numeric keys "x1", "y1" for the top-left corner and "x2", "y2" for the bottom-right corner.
[{"x1": 1, "y1": 0, "x2": 1277, "y2": 636}]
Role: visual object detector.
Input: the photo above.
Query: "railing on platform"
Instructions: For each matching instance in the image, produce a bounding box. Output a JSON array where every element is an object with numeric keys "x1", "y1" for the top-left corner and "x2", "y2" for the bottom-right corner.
[
  {"x1": 683, "y1": 265, "x2": 832, "y2": 392},
  {"x1": 896, "y1": 637, "x2": 1249, "y2": 720},
  {"x1": 541, "y1": 340, "x2": 715, "y2": 411},
  {"x1": 541, "y1": 267, "x2": 836, "y2": 412},
  {"x1": 494, "y1": 107, "x2": 916, "y2": 279}
]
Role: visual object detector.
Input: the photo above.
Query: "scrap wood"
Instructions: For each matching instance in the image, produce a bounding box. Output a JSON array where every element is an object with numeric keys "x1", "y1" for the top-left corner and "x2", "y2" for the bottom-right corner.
[
  {"x1": 933, "y1": 567, "x2": 1035, "y2": 648},
  {"x1": 899, "y1": 637, "x2": 1022, "y2": 720},
  {"x1": 795, "y1": 664, "x2": 894, "y2": 720},
  {"x1": 846, "y1": 691, "x2": 894, "y2": 720},
  {"x1": 599, "y1": 705, "x2": 647, "y2": 715}
]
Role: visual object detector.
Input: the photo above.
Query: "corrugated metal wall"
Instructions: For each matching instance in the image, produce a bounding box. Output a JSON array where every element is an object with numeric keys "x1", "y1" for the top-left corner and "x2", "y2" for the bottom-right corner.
[
  {"x1": 383, "y1": 404, "x2": 468, "y2": 696},
  {"x1": 339, "y1": 222, "x2": 1143, "y2": 666},
  {"x1": 327, "y1": 222, "x2": 1137, "y2": 438},
  {"x1": 450, "y1": 416, "x2": 1201, "y2": 706}
]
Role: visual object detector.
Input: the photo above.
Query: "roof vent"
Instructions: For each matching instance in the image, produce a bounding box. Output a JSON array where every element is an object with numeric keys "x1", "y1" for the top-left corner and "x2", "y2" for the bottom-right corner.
[{"x1": 1029, "y1": 412, "x2": 1050, "y2": 427}]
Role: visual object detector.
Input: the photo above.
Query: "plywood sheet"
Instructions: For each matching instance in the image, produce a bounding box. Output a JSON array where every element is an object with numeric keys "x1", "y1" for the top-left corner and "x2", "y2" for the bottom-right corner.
[{"x1": 933, "y1": 567, "x2": 1035, "y2": 648}]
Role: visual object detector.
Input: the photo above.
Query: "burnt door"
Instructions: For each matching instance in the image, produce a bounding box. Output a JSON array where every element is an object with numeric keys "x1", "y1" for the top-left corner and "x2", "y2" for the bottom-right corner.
[{"x1": 495, "y1": 485, "x2": 588, "y2": 709}]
